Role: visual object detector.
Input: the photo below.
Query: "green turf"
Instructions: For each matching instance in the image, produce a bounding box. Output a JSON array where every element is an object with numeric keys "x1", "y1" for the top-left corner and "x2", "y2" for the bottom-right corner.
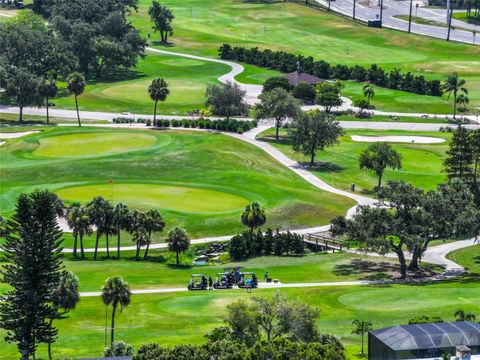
[
  {"x1": 447, "y1": 243, "x2": 480, "y2": 273},
  {"x1": 452, "y1": 12, "x2": 480, "y2": 25},
  {"x1": 57, "y1": 183, "x2": 249, "y2": 213},
  {"x1": 9, "y1": 0, "x2": 478, "y2": 116},
  {"x1": 257, "y1": 128, "x2": 450, "y2": 194},
  {"x1": 33, "y1": 131, "x2": 160, "y2": 158},
  {"x1": 336, "y1": 114, "x2": 453, "y2": 124},
  {"x1": 0, "y1": 127, "x2": 354, "y2": 238}
]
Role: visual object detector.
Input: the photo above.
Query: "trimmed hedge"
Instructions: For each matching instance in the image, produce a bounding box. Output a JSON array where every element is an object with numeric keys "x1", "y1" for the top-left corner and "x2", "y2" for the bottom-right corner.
[
  {"x1": 229, "y1": 229, "x2": 305, "y2": 260},
  {"x1": 218, "y1": 44, "x2": 443, "y2": 97}
]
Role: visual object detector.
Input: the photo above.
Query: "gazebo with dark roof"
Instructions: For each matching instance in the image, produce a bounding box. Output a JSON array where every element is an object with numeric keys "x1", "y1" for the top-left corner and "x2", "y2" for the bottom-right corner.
[
  {"x1": 368, "y1": 321, "x2": 480, "y2": 359},
  {"x1": 285, "y1": 71, "x2": 323, "y2": 86}
]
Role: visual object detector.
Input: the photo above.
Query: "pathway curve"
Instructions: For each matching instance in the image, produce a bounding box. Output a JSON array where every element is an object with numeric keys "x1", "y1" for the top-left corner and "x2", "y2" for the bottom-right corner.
[{"x1": 2, "y1": 48, "x2": 479, "y2": 123}]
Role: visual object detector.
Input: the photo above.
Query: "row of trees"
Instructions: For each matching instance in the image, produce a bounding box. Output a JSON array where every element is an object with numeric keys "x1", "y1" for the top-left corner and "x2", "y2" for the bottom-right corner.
[
  {"x1": 332, "y1": 179, "x2": 480, "y2": 278},
  {"x1": 66, "y1": 197, "x2": 190, "y2": 264},
  {"x1": 218, "y1": 44, "x2": 443, "y2": 97},
  {"x1": 134, "y1": 293, "x2": 346, "y2": 360}
]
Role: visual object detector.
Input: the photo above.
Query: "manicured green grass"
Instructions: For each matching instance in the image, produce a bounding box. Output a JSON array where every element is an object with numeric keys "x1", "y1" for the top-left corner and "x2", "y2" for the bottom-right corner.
[
  {"x1": 453, "y1": 12, "x2": 480, "y2": 25},
  {"x1": 336, "y1": 114, "x2": 452, "y2": 124},
  {"x1": 1, "y1": 281, "x2": 478, "y2": 359},
  {"x1": 447, "y1": 244, "x2": 480, "y2": 273},
  {"x1": 15, "y1": 0, "x2": 479, "y2": 116},
  {"x1": 0, "y1": 127, "x2": 354, "y2": 238},
  {"x1": 257, "y1": 128, "x2": 450, "y2": 194},
  {"x1": 393, "y1": 14, "x2": 472, "y2": 32}
]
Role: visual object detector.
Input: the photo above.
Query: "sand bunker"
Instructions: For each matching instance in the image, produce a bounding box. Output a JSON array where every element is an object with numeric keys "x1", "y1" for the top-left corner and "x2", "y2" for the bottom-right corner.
[
  {"x1": 0, "y1": 131, "x2": 40, "y2": 139},
  {"x1": 351, "y1": 135, "x2": 445, "y2": 144}
]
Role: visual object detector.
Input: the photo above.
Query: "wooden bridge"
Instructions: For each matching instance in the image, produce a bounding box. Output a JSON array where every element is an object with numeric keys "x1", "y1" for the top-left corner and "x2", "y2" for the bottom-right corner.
[{"x1": 302, "y1": 233, "x2": 349, "y2": 252}]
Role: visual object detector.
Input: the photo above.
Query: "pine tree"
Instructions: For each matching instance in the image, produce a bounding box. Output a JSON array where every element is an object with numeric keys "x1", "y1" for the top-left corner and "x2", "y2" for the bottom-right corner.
[
  {"x1": 444, "y1": 126, "x2": 474, "y2": 182},
  {"x1": 0, "y1": 190, "x2": 65, "y2": 358}
]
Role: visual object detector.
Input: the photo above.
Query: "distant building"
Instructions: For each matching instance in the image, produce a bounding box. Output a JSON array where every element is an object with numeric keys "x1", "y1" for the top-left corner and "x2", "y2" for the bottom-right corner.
[
  {"x1": 285, "y1": 71, "x2": 323, "y2": 87},
  {"x1": 368, "y1": 321, "x2": 480, "y2": 359}
]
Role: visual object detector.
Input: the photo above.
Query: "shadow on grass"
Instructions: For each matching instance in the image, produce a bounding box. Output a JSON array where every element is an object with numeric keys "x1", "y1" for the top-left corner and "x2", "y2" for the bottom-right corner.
[
  {"x1": 297, "y1": 161, "x2": 345, "y2": 173},
  {"x1": 150, "y1": 41, "x2": 176, "y2": 47},
  {"x1": 333, "y1": 258, "x2": 395, "y2": 281}
]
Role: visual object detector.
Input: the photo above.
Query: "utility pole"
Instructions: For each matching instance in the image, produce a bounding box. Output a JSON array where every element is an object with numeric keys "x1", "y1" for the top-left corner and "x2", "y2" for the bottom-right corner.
[
  {"x1": 328, "y1": 0, "x2": 331, "y2": 11},
  {"x1": 446, "y1": 4, "x2": 453, "y2": 41},
  {"x1": 408, "y1": 0, "x2": 413, "y2": 33},
  {"x1": 353, "y1": 0, "x2": 356, "y2": 20},
  {"x1": 379, "y1": 0, "x2": 384, "y2": 24},
  {"x1": 446, "y1": 0, "x2": 450, "y2": 23}
]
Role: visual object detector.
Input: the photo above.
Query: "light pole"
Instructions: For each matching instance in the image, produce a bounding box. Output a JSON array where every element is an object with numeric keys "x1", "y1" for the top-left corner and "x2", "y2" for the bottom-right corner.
[
  {"x1": 328, "y1": 0, "x2": 331, "y2": 11},
  {"x1": 473, "y1": 30, "x2": 477, "y2": 45},
  {"x1": 415, "y1": 3, "x2": 419, "y2": 17},
  {"x1": 353, "y1": 0, "x2": 356, "y2": 20},
  {"x1": 408, "y1": 0, "x2": 413, "y2": 33},
  {"x1": 379, "y1": 0, "x2": 384, "y2": 24},
  {"x1": 446, "y1": 5, "x2": 453, "y2": 41}
]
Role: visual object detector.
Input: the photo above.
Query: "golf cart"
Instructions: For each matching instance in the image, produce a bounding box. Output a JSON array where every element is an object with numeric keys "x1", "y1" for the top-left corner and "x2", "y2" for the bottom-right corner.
[
  {"x1": 187, "y1": 274, "x2": 208, "y2": 290},
  {"x1": 213, "y1": 272, "x2": 234, "y2": 289},
  {"x1": 237, "y1": 272, "x2": 258, "y2": 288}
]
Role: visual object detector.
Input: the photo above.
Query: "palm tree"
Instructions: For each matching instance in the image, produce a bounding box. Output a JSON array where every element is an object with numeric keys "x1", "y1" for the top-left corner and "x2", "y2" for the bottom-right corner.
[
  {"x1": 457, "y1": 93, "x2": 470, "y2": 112},
  {"x1": 454, "y1": 309, "x2": 476, "y2": 322},
  {"x1": 102, "y1": 277, "x2": 131, "y2": 345},
  {"x1": 38, "y1": 77, "x2": 58, "y2": 125},
  {"x1": 77, "y1": 205, "x2": 93, "y2": 259},
  {"x1": 167, "y1": 226, "x2": 190, "y2": 265},
  {"x1": 113, "y1": 203, "x2": 129, "y2": 259},
  {"x1": 359, "y1": 142, "x2": 402, "y2": 189},
  {"x1": 127, "y1": 209, "x2": 148, "y2": 260},
  {"x1": 103, "y1": 202, "x2": 115, "y2": 258},
  {"x1": 67, "y1": 72, "x2": 87, "y2": 127},
  {"x1": 443, "y1": 72, "x2": 468, "y2": 119},
  {"x1": 132, "y1": 227, "x2": 149, "y2": 261},
  {"x1": 87, "y1": 196, "x2": 109, "y2": 260},
  {"x1": 362, "y1": 83, "x2": 375, "y2": 104},
  {"x1": 66, "y1": 203, "x2": 81, "y2": 257},
  {"x1": 241, "y1": 202, "x2": 267, "y2": 232},
  {"x1": 48, "y1": 272, "x2": 80, "y2": 360},
  {"x1": 351, "y1": 319, "x2": 373, "y2": 356},
  {"x1": 143, "y1": 209, "x2": 165, "y2": 260},
  {"x1": 148, "y1": 78, "x2": 169, "y2": 124}
]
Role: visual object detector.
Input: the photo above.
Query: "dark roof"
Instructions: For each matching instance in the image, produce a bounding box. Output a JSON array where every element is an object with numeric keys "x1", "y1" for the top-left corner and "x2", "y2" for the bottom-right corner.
[
  {"x1": 285, "y1": 71, "x2": 323, "y2": 86},
  {"x1": 369, "y1": 322, "x2": 480, "y2": 351}
]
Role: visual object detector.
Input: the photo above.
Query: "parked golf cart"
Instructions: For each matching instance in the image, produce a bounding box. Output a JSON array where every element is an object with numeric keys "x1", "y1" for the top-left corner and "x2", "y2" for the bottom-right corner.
[
  {"x1": 187, "y1": 274, "x2": 208, "y2": 290},
  {"x1": 213, "y1": 272, "x2": 234, "y2": 289},
  {"x1": 237, "y1": 272, "x2": 258, "y2": 288}
]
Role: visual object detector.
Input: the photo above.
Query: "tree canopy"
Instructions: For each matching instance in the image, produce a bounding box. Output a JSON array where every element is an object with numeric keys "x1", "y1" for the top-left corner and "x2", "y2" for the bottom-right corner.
[{"x1": 205, "y1": 81, "x2": 249, "y2": 119}]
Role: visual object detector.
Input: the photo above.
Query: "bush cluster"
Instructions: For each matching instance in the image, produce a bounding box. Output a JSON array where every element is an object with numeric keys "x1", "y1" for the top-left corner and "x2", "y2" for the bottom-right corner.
[
  {"x1": 230, "y1": 229, "x2": 305, "y2": 260},
  {"x1": 219, "y1": 44, "x2": 442, "y2": 97},
  {"x1": 111, "y1": 117, "x2": 257, "y2": 133}
]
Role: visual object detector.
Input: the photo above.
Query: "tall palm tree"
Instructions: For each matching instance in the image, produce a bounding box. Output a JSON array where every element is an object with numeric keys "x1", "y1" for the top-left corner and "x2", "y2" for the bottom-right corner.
[
  {"x1": 113, "y1": 203, "x2": 129, "y2": 259},
  {"x1": 454, "y1": 309, "x2": 476, "y2": 322},
  {"x1": 241, "y1": 202, "x2": 267, "y2": 232},
  {"x1": 362, "y1": 83, "x2": 375, "y2": 104},
  {"x1": 359, "y1": 142, "x2": 402, "y2": 188},
  {"x1": 48, "y1": 272, "x2": 80, "y2": 360},
  {"x1": 67, "y1": 72, "x2": 87, "y2": 127},
  {"x1": 66, "y1": 203, "x2": 81, "y2": 257},
  {"x1": 443, "y1": 73, "x2": 468, "y2": 119},
  {"x1": 87, "y1": 196, "x2": 108, "y2": 260},
  {"x1": 103, "y1": 202, "x2": 115, "y2": 258},
  {"x1": 148, "y1": 78, "x2": 169, "y2": 124},
  {"x1": 167, "y1": 226, "x2": 190, "y2": 266},
  {"x1": 143, "y1": 209, "x2": 165, "y2": 260},
  {"x1": 351, "y1": 319, "x2": 373, "y2": 356},
  {"x1": 127, "y1": 209, "x2": 148, "y2": 260},
  {"x1": 37, "y1": 77, "x2": 58, "y2": 125},
  {"x1": 102, "y1": 277, "x2": 131, "y2": 345},
  {"x1": 77, "y1": 205, "x2": 93, "y2": 260}
]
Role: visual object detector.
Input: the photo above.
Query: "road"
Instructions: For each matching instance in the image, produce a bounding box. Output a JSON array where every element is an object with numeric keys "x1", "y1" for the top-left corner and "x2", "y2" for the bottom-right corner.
[{"x1": 314, "y1": 0, "x2": 479, "y2": 45}]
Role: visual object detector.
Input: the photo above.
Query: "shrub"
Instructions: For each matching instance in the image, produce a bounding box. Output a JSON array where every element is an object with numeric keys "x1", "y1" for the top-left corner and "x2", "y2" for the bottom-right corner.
[
  {"x1": 104, "y1": 341, "x2": 133, "y2": 357},
  {"x1": 146, "y1": 119, "x2": 152, "y2": 126}
]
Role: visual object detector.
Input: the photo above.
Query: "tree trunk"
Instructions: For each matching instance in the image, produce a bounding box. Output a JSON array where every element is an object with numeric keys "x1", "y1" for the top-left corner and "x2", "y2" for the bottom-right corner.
[
  {"x1": 377, "y1": 172, "x2": 383, "y2": 188},
  {"x1": 75, "y1": 95, "x2": 81, "y2": 127},
  {"x1": 408, "y1": 253, "x2": 420, "y2": 271},
  {"x1": 19, "y1": 105, "x2": 23, "y2": 122},
  {"x1": 275, "y1": 119, "x2": 280, "y2": 141},
  {"x1": 111, "y1": 304, "x2": 117, "y2": 345},
  {"x1": 80, "y1": 233, "x2": 85, "y2": 259},
  {"x1": 176, "y1": 251, "x2": 179, "y2": 265},
  {"x1": 144, "y1": 243, "x2": 150, "y2": 260},
  {"x1": 45, "y1": 97, "x2": 50, "y2": 125},
  {"x1": 135, "y1": 243, "x2": 140, "y2": 260},
  {"x1": 153, "y1": 99, "x2": 158, "y2": 124},
  {"x1": 397, "y1": 249, "x2": 407, "y2": 279},
  {"x1": 310, "y1": 150, "x2": 315, "y2": 165},
  {"x1": 117, "y1": 225, "x2": 121, "y2": 260},
  {"x1": 106, "y1": 233, "x2": 110, "y2": 257},
  {"x1": 73, "y1": 233, "x2": 78, "y2": 257},
  {"x1": 93, "y1": 231, "x2": 100, "y2": 260},
  {"x1": 453, "y1": 89, "x2": 457, "y2": 119},
  {"x1": 361, "y1": 333, "x2": 364, "y2": 355}
]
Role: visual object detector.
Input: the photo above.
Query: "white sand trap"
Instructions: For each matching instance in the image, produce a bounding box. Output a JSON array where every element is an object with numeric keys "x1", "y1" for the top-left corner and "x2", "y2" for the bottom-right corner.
[
  {"x1": 0, "y1": 141, "x2": 5, "y2": 146},
  {"x1": 0, "y1": 131, "x2": 40, "y2": 139},
  {"x1": 351, "y1": 135, "x2": 445, "y2": 144}
]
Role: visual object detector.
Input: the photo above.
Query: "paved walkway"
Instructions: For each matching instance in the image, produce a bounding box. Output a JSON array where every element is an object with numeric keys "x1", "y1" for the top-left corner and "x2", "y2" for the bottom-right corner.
[{"x1": 2, "y1": 48, "x2": 479, "y2": 124}]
